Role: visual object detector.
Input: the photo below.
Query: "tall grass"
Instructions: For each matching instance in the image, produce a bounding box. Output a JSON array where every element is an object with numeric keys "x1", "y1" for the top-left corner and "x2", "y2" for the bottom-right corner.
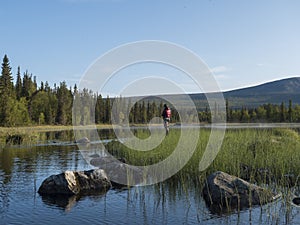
[{"x1": 106, "y1": 127, "x2": 300, "y2": 187}]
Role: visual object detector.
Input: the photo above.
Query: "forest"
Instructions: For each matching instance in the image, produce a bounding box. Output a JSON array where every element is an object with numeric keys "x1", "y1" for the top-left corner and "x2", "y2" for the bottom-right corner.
[{"x1": 1, "y1": 54, "x2": 300, "y2": 127}]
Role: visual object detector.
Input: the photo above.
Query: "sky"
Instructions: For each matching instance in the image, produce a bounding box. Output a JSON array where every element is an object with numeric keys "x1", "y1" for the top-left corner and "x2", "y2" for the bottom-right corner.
[{"x1": 1, "y1": 0, "x2": 300, "y2": 95}]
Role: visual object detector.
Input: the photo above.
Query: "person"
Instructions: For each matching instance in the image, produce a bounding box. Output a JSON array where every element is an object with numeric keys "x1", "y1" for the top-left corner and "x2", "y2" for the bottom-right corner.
[{"x1": 162, "y1": 104, "x2": 171, "y2": 135}]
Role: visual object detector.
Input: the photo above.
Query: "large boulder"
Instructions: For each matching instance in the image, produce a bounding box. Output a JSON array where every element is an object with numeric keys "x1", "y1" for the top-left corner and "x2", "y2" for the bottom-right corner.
[
  {"x1": 90, "y1": 157, "x2": 144, "y2": 188},
  {"x1": 202, "y1": 171, "x2": 279, "y2": 212},
  {"x1": 38, "y1": 169, "x2": 111, "y2": 195}
]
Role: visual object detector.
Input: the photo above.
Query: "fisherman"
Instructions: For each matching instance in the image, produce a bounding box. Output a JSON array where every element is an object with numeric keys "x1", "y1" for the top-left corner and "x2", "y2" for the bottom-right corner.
[{"x1": 162, "y1": 104, "x2": 171, "y2": 135}]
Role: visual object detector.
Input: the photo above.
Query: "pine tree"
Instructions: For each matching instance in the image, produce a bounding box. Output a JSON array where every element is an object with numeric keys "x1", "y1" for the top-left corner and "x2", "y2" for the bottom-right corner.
[
  {"x1": 105, "y1": 96, "x2": 111, "y2": 123},
  {"x1": 280, "y1": 102, "x2": 286, "y2": 122},
  {"x1": 95, "y1": 94, "x2": 104, "y2": 123},
  {"x1": 15, "y1": 66, "x2": 22, "y2": 100},
  {"x1": 22, "y1": 71, "x2": 37, "y2": 99},
  {"x1": 56, "y1": 81, "x2": 73, "y2": 125},
  {"x1": 141, "y1": 101, "x2": 147, "y2": 123},
  {"x1": 288, "y1": 99, "x2": 293, "y2": 122},
  {"x1": 0, "y1": 55, "x2": 17, "y2": 126},
  {"x1": 0, "y1": 55, "x2": 14, "y2": 97}
]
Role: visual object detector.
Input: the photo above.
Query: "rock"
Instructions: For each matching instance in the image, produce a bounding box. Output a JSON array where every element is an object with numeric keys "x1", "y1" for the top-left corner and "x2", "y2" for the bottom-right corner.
[
  {"x1": 38, "y1": 169, "x2": 111, "y2": 195},
  {"x1": 6, "y1": 134, "x2": 23, "y2": 145},
  {"x1": 90, "y1": 156, "x2": 144, "y2": 188},
  {"x1": 283, "y1": 174, "x2": 300, "y2": 187},
  {"x1": 239, "y1": 163, "x2": 273, "y2": 183},
  {"x1": 202, "y1": 171, "x2": 278, "y2": 212},
  {"x1": 75, "y1": 137, "x2": 90, "y2": 144},
  {"x1": 292, "y1": 197, "x2": 300, "y2": 206}
]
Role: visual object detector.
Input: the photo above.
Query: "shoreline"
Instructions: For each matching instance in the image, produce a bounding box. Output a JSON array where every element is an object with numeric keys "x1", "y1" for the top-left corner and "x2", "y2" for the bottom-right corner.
[{"x1": 1, "y1": 122, "x2": 300, "y2": 134}]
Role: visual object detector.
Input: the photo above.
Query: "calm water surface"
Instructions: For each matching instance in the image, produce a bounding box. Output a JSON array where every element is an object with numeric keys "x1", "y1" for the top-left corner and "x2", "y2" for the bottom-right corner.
[{"x1": 1, "y1": 130, "x2": 300, "y2": 225}]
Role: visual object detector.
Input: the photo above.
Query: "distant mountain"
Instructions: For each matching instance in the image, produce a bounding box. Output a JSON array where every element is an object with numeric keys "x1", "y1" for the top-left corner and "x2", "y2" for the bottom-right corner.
[
  {"x1": 225, "y1": 77, "x2": 300, "y2": 96},
  {"x1": 187, "y1": 77, "x2": 300, "y2": 109},
  {"x1": 140, "y1": 77, "x2": 300, "y2": 109},
  {"x1": 222, "y1": 77, "x2": 300, "y2": 107}
]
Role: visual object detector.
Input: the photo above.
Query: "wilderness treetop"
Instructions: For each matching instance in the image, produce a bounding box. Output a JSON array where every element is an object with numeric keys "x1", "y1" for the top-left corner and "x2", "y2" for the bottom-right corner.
[{"x1": 1, "y1": 54, "x2": 300, "y2": 127}]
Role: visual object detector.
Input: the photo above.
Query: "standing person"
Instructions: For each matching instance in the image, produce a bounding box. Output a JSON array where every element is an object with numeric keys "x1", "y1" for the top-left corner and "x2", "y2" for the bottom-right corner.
[{"x1": 162, "y1": 104, "x2": 171, "y2": 135}]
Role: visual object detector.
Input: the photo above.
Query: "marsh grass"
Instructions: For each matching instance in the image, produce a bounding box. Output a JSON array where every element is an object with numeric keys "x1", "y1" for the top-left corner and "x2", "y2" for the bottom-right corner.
[
  {"x1": 0, "y1": 124, "x2": 113, "y2": 146},
  {"x1": 107, "y1": 128, "x2": 300, "y2": 185},
  {"x1": 106, "y1": 127, "x2": 300, "y2": 216}
]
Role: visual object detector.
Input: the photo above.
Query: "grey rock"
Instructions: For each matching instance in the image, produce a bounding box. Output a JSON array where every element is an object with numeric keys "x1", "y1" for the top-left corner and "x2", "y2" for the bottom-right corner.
[
  {"x1": 90, "y1": 157, "x2": 144, "y2": 188},
  {"x1": 203, "y1": 171, "x2": 278, "y2": 212},
  {"x1": 38, "y1": 169, "x2": 111, "y2": 195},
  {"x1": 75, "y1": 137, "x2": 90, "y2": 144}
]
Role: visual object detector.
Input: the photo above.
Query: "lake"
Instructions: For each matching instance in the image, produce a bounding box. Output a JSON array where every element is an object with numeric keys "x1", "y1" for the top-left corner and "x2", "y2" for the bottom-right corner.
[{"x1": 1, "y1": 129, "x2": 300, "y2": 224}]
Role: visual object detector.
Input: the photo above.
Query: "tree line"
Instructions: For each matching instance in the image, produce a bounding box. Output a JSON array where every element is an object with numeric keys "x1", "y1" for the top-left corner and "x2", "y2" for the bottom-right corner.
[
  {"x1": 0, "y1": 55, "x2": 180, "y2": 127},
  {"x1": 199, "y1": 99, "x2": 300, "y2": 123},
  {"x1": 1, "y1": 54, "x2": 300, "y2": 127}
]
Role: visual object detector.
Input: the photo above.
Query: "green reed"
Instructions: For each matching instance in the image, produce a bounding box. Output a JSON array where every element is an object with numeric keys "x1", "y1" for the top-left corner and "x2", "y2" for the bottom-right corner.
[{"x1": 106, "y1": 127, "x2": 300, "y2": 187}]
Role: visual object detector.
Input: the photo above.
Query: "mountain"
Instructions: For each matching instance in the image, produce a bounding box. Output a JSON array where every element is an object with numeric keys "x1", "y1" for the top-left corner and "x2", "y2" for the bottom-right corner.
[
  {"x1": 188, "y1": 77, "x2": 300, "y2": 109},
  {"x1": 225, "y1": 77, "x2": 300, "y2": 96},
  {"x1": 139, "y1": 77, "x2": 300, "y2": 109},
  {"x1": 222, "y1": 77, "x2": 300, "y2": 107}
]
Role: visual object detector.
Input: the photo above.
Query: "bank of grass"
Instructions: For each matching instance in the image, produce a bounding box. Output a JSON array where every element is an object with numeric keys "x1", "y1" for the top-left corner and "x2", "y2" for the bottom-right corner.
[
  {"x1": 0, "y1": 124, "x2": 114, "y2": 145},
  {"x1": 106, "y1": 128, "x2": 300, "y2": 187}
]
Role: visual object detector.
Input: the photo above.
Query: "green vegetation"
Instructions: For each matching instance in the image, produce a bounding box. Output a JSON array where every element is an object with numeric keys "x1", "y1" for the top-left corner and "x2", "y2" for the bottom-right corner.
[
  {"x1": 2, "y1": 54, "x2": 300, "y2": 127},
  {"x1": 106, "y1": 128, "x2": 300, "y2": 188}
]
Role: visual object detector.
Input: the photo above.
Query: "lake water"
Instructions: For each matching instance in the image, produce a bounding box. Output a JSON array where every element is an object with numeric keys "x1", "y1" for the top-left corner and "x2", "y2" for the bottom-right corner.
[{"x1": 1, "y1": 129, "x2": 300, "y2": 225}]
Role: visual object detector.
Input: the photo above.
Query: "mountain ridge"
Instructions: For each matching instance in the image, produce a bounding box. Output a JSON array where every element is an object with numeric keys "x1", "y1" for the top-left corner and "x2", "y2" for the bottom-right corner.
[
  {"x1": 136, "y1": 77, "x2": 300, "y2": 109},
  {"x1": 224, "y1": 77, "x2": 300, "y2": 96},
  {"x1": 188, "y1": 77, "x2": 300, "y2": 108}
]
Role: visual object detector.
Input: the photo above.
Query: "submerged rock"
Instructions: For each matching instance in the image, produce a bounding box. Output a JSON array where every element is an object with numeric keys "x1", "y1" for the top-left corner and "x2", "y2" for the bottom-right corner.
[
  {"x1": 38, "y1": 169, "x2": 111, "y2": 195},
  {"x1": 239, "y1": 163, "x2": 273, "y2": 183},
  {"x1": 6, "y1": 134, "x2": 23, "y2": 145},
  {"x1": 292, "y1": 197, "x2": 300, "y2": 206},
  {"x1": 75, "y1": 137, "x2": 90, "y2": 144},
  {"x1": 203, "y1": 171, "x2": 278, "y2": 212}
]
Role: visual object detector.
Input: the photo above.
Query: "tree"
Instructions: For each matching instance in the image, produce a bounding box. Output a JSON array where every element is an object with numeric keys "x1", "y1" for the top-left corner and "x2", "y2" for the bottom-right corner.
[
  {"x1": 56, "y1": 81, "x2": 73, "y2": 125},
  {"x1": 22, "y1": 71, "x2": 37, "y2": 99},
  {"x1": 141, "y1": 101, "x2": 147, "y2": 123},
  {"x1": 0, "y1": 55, "x2": 16, "y2": 126},
  {"x1": 0, "y1": 55, "x2": 14, "y2": 96},
  {"x1": 103, "y1": 96, "x2": 111, "y2": 124},
  {"x1": 226, "y1": 99, "x2": 231, "y2": 122},
  {"x1": 14, "y1": 97, "x2": 31, "y2": 125},
  {"x1": 280, "y1": 102, "x2": 286, "y2": 122},
  {"x1": 15, "y1": 66, "x2": 22, "y2": 100},
  {"x1": 256, "y1": 106, "x2": 267, "y2": 121},
  {"x1": 288, "y1": 100, "x2": 293, "y2": 122},
  {"x1": 29, "y1": 91, "x2": 50, "y2": 124}
]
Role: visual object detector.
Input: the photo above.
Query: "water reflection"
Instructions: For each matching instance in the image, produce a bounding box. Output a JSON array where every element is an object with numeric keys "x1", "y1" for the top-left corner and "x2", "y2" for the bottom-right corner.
[
  {"x1": 41, "y1": 194, "x2": 80, "y2": 211},
  {"x1": 41, "y1": 192, "x2": 107, "y2": 212}
]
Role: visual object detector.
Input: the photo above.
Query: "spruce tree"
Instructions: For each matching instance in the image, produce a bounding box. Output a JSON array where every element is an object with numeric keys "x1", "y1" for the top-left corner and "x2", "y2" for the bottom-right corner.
[
  {"x1": 15, "y1": 66, "x2": 22, "y2": 100},
  {"x1": 0, "y1": 54, "x2": 14, "y2": 97},
  {"x1": 0, "y1": 55, "x2": 17, "y2": 126}
]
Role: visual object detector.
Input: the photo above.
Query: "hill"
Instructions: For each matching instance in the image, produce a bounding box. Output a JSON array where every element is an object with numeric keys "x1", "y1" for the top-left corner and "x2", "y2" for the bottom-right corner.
[{"x1": 189, "y1": 77, "x2": 300, "y2": 109}]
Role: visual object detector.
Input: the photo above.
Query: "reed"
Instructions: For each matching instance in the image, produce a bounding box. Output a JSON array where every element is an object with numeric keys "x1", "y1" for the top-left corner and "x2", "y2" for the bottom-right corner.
[
  {"x1": 106, "y1": 127, "x2": 300, "y2": 216},
  {"x1": 107, "y1": 128, "x2": 300, "y2": 185}
]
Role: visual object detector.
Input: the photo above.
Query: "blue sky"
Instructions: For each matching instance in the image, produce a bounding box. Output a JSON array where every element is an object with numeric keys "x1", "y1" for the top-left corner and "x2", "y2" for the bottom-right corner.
[{"x1": 1, "y1": 0, "x2": 300, "y2": 94}]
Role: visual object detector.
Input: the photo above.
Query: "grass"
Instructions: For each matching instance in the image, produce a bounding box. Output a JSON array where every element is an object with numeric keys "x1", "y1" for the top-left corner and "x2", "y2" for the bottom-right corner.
[
  {"x1": 106, "y1": 127, "x2": 300, "y2": 189},
  {"x1": 0, "y1": 124, "x2": 114, "y2": 146},
  {"x1": 4, "y1": 124, "x2": 299, "y2": 187},
  {"x1": 104, "y1": 127, "x2": 300, "y2": 217}
]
